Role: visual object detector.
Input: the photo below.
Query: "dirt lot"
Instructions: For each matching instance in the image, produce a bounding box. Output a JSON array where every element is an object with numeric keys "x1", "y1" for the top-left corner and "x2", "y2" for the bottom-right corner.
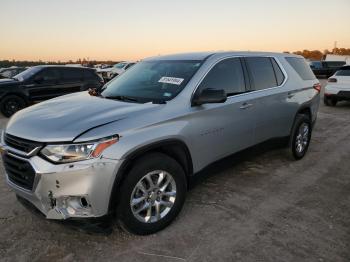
[{"x1": 0, "y1": 79, "x2": 349, "y2": 262}]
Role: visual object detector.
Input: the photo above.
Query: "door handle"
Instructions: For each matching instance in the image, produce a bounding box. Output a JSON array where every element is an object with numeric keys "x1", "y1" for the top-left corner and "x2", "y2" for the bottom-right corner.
[{"x1": 239, "y1": 102, "x2": 253, "y2": 109}]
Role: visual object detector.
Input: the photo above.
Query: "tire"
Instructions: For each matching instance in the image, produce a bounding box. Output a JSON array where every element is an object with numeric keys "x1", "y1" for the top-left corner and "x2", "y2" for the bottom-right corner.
[
  {"x1": 324, "y1": 96, "x2": 330, "y2": 106},
  {"x1": 0, "y1": 95, "x2": 26, "y2": 117},
  {"x1": 287, "y1": 114, "x2": 312, "y2": 160},
  {"x1": 324, "y1": 96, "x2": 337, "y2": 107},
  {"x1": 117, "y1": 152, "x2": 187, "y2": 235}
]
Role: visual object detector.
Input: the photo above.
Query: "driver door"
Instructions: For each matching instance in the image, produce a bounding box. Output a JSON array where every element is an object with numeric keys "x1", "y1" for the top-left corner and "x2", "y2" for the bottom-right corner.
[
  {"x1": 27, "y1": 68, "x2": 61, "y2": 101},
  {"x1": 187, "y1": 57, "x2": 257, "y2": 170}
]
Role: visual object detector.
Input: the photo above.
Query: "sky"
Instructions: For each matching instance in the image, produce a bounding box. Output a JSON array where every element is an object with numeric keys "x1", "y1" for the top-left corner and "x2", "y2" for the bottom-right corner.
[{"x1": 0, "y1": 0, "x2": 349, "y2": 62}]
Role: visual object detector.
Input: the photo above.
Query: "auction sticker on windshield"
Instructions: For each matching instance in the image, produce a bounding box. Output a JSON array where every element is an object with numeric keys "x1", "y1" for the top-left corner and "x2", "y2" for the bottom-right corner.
[{"x1": 158, "y1": 76, "x2": 184, "y2": 85}]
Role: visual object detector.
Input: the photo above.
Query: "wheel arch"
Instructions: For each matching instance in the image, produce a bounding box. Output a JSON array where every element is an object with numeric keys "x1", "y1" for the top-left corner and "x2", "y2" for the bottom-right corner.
[
  {"x1": 288, "y1": 103, "x2": 313, "y2": 144},
  {"x1": 296, "y1": 105, "x2": 312, "y2": 120},
  {"x1": 108, "y1": 139, "x2": 193, "y2": 213},
  {"x1": 0, "y1": 92, "x2": 30, "y2": 105}
]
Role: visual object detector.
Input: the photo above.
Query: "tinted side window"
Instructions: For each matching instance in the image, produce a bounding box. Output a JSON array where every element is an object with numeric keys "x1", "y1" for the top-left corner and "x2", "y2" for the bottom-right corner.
[
  {"x1": 198, "y1": 58, "x2": 246, "y2": 95},
  {"x1": 326, "y1": 61, "x2": 346, "y2": 68},
  {"x1": 335, "y1": 69, "x2": 350, "y2": 76},
  {"x1": 286, "y1": 57, "x2": 316, "y2": 80},
  {"x1": 83, "y1": 69, "x2": 97, "y2": 79},
  {"x1": 271, "y1": 58, "x2": 285, "y2": 85},
  {"x1": 39, "y1": 68, "x2": 60, "y2": 81},
  {"x1": 310, "y1": 61, "x2": 322, "y2": 69},
  {"x1": 245, "y1": 57, "x2": 277, "y2": 90},
  {"x1": 61, "y1": 68, "x2": 82, "y2": 81},
  {"x1": 125, "y1": 63, "x2": 135, "y2": 70}
]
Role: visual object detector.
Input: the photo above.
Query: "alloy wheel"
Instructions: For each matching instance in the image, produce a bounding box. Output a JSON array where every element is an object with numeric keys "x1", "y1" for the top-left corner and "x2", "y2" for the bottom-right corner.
[
  {"x1": 130, "y1": 170, "x2": 176, "y2": 223},
  {"x1": 295, "y1": 123, "x2": 309, "y2": 153}
]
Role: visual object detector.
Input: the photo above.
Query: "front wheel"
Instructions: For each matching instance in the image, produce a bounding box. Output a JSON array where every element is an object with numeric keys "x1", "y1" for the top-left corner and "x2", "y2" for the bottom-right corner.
[
  {"x1": 288, "y1": 114, "x2": 312, "y2": 160},
  {"x1": 117, "y1": 153, "x2": 187, "y2": 235},
  {"x1": 0, "y1": 95, "x2": 26, "y2": 117}
]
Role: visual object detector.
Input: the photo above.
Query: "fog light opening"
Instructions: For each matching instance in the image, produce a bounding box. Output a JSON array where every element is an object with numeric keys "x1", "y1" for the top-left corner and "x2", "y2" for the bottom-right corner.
[{"x1": 80, "y1": 197, "x2": 88, "y2": 208}]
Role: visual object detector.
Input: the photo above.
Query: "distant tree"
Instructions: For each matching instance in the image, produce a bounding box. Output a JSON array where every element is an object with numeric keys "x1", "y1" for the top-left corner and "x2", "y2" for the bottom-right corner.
[
  {"x1": 292, "y1": 49, "x2": 324, "y2": 60},
  {"x1": 332, "y1": 48, "x2": 350, "y2": 55}
]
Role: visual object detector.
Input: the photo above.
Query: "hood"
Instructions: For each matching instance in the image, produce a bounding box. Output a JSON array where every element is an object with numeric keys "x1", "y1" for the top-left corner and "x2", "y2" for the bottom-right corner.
[
  {"x1": 6, "y1": 92, "x2": 160, "y2": 142},
  {"x1": 0, "y1": 78, "x2": 17, "y2": 85}
]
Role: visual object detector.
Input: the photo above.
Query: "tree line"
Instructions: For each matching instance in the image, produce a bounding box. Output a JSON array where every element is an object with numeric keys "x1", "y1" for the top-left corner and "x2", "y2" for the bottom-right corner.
[
  {"x1": 1, "y1": 48, "x2": 350, "y2": 67},
  {"x1": 284, "y1": 48, "x2": 350, "y2": 61},
  {"x1": 0, "y1": 59, "x2": 121, "y2": 68}
]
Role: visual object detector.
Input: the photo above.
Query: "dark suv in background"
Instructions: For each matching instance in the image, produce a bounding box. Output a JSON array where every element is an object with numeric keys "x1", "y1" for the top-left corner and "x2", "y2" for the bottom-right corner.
[
  {"x1": 0, "y1": 66, "x2": 103, "y2": 117},
  {"x1": 309, "y1": 61, "x2": 346, "y2": 78}
]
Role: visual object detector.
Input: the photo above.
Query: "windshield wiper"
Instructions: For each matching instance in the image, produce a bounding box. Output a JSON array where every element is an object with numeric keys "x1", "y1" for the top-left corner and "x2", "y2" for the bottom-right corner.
[{"x1": 104, "y1": 95, "x2": 140, "y2": 103}]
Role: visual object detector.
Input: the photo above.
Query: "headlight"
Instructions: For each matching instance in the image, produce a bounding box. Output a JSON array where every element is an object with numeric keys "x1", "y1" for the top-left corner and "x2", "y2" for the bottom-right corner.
[{"x1": 40, "y1": 136, "x2": 118, "y2": 163}]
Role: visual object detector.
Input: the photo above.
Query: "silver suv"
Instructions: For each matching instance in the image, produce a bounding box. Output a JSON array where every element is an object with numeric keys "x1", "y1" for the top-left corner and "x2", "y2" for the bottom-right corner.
[{"x1": 0, "y1": 52, "x2": 320, "y2": 234}]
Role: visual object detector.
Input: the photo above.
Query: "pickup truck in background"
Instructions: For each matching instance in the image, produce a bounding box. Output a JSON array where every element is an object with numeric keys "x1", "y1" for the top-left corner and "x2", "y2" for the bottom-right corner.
[{"x1": 309, "y1": 61, "x2": 346, "y2": 78}]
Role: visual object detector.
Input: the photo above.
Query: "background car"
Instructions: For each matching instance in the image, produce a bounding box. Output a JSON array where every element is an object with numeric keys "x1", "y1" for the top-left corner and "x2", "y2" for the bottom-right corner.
[
  {"x1": 96, "y1": 61, "x2": 136, "y2": 81},
  {"x1": 324, "y1": 65, "x2": 350, "y2": 106},
  {"x1": 309, "y1": 60, "x2": 346, "y2": 78},
  {"x1": 0, "y1": 66, "x2": 27, "y2": 79},
  {"x1": 0, "y1": 65, "x2": 104, "y2": 117}
]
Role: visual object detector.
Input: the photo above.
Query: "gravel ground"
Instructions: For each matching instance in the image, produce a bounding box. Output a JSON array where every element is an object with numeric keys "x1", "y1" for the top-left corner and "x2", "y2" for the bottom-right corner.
[{"x1": 0, "y1": 79, "x2": 349, "y2": 262}]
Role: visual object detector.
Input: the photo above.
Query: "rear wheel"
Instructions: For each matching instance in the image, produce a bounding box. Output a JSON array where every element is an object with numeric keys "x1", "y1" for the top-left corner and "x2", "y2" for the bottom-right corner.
[
  {"x1": 324, "y1": 96, "x2": 337, "y2": 106},
  {"x1": 287, "y1": 114, "x2": 312, "y2": 160},
  {"x1": 0, "y1": 95, "x2": 26, "y2": 117},
  {"x1": 117, "y1": 153, "x2": 187, "y2": 235}
]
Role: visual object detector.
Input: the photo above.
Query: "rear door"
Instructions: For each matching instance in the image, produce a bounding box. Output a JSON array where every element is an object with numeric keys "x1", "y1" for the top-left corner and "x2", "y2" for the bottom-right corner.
[
  {"x1": 58, "y1": 68, "x2": 84, "y2": 96},
  {"x1": 244, "y1": 56, "x2": 291, "y2": 143}
]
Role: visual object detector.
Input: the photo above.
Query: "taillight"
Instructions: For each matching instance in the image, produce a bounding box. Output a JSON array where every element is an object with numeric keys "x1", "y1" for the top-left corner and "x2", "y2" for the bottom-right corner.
[
  {"x1": 328, "y1": 78, "x2": 337, "y2": 83},
  {"x1": 313, "y1": 83, "x2": 321, "y2": 93}
]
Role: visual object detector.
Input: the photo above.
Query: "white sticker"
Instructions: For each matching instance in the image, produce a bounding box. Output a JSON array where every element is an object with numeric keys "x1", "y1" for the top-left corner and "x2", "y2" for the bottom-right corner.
[{"x1": 158, "y1": 76, "x2": 184, "y2": 85}]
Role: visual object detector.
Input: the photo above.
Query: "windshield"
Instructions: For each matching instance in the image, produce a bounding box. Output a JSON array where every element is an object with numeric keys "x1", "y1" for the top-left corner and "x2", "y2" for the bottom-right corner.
[
  {"x1": 13, "y1": 67, "x2": 42, "y2": 81},
  {"x1": 114, "y1": 62, "x2": 127, "y2": 69},
  {"x1": 101, "y1": 60, "x2": 202, "y2": 103}
]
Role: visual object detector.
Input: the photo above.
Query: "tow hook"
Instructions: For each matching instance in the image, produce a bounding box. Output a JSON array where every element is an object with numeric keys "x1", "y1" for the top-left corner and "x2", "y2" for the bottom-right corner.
[{"x1": 48, "y1": 191, "x2": 56, "y2": 208}]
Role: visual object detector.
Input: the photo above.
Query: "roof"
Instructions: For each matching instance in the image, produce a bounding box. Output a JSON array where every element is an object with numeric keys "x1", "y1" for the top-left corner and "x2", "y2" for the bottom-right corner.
[
  {"x1": 144, "y1": 51, "x2": 301, "y2": 61},
  {"x1": 32, "y1": 65, "x2": 95, "y2": 70}
]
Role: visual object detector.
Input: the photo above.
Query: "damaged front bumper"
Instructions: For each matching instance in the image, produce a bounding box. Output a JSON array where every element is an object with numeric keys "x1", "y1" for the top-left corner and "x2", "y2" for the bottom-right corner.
[{"x1": 2, "y1": 150, "x2": 122, "y2": 220}]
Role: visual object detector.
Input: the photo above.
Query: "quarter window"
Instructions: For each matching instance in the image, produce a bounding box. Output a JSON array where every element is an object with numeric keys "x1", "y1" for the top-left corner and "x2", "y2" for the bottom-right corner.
[
  {"x1": 286, "y1": 57, "x2": 316, "y2": 80},
  {"x1": 83, "y1": 69, "x2": 97, "y2": 79},
  {"x1": 198, "y1": 58, "x2": 246, "y2": 95},
  {"x1": 245, "y1": 57, "x2": 277, "y2": 90},
  {"x1": 271, "y1": 58, "x2": 285, "y2": 85}
]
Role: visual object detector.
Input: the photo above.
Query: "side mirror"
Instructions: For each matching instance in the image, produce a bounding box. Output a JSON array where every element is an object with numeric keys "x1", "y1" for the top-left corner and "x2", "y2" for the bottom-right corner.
[{"x1": 192, "y1": 88, "x2": 227, "y2": 106}]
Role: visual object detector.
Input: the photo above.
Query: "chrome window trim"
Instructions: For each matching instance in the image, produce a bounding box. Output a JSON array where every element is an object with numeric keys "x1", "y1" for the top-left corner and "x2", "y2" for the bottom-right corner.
[{"x1": 190, "y1": 55, "x2": 289, "y2": 103}]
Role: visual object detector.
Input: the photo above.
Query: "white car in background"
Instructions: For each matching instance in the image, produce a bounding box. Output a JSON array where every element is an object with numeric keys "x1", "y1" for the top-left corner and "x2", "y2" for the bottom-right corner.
[
  {"x1": 97, "y1": 61, "x2": 136, "y2": 81},
  {"x1": 324, "y1": 66, "x2": 350, "y2": 106}
]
